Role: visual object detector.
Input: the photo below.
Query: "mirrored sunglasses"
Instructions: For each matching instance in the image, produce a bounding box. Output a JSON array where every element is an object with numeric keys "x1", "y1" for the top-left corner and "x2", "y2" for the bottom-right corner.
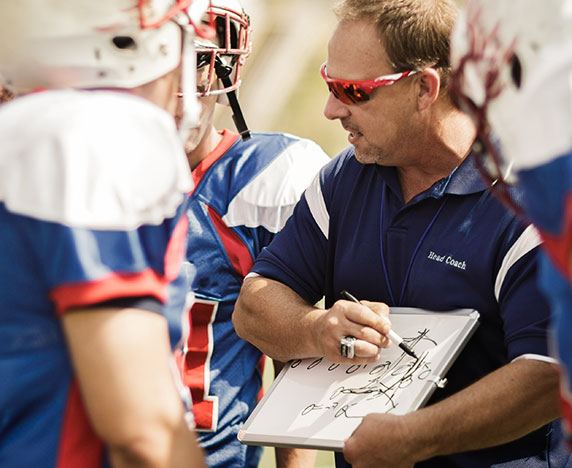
[{"x1": 320, "y1": 62, "x2": 418, "y2": 105}]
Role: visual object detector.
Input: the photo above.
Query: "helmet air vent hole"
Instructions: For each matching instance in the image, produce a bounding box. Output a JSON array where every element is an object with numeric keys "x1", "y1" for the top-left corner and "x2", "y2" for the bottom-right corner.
[
  {"x1": 510, "y1": 54, "x2": 522, "y2": 89},
  {"x1": 112, "y1": 36, "x2": 137, "y2": 51}
]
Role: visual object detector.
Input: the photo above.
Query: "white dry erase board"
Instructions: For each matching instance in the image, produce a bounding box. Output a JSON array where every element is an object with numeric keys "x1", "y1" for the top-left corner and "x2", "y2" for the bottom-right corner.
[{"x1": 238, "y1": 308, "x2": 479, "y2": 451}]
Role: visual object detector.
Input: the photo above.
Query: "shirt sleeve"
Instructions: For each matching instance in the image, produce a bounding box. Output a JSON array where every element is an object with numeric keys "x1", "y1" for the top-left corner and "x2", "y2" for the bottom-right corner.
[
  {"x1": 2, "y1": 93, "x2": 192, "y2": 316},
  {"x1": 251, "y1": 154, "x2": 346, "y2": 304},
  {"x1": 495, "y1": 224, "x2": 552, "y2": 360},
  {"x1": 18, "y1": 204, "x2": 189, "y2": 316}
]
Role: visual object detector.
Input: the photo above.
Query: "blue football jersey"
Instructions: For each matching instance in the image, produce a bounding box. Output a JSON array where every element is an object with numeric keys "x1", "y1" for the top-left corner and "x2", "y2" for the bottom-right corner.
[
  {"x1": 517, "y1": 151, "x2": 572, "y2": 445},
  {"x1": 181, "y1": 130, "x2": 328, "y2": 467},
  {"x1": 0, "y1": 90, "x2": 192, "y2": 468}
]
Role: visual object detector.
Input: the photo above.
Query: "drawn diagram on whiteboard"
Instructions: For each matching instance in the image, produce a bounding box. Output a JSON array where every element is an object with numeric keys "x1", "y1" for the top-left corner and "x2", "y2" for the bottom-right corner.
[{"x1": 239, "y1": 308, "x2": 479, "y2": 450}]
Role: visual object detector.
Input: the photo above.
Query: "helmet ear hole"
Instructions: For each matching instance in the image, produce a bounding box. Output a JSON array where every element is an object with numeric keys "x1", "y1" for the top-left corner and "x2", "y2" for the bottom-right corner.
[
  {"x1": 510, "y1": 53, "x2": 522, "y2": 89},
  {"x1": 112, "y1": 36, "x2": 138, "y2": 51}
]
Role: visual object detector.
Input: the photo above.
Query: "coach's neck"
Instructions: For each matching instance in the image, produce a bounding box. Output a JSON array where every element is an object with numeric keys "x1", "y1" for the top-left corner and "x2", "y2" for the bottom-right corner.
[{"x1": 397, "y1": 102, "x2": 476, "y2": 204}]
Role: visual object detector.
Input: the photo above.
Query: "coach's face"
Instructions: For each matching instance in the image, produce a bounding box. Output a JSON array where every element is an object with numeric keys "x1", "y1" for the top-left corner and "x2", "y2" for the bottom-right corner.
[{"x1": 323, "y1": 19, "x2": 419, "y2": 167}]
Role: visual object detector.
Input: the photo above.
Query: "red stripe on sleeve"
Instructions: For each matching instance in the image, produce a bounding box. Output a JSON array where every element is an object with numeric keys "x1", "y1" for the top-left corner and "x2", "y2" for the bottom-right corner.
[
  {"x1": 164, "y1": 213, "x2": 190, "y2": 281},
  {"x1": 50, "y1": 269, "x2": 168, "y2": 315},
  {"x1": 561, "y1": 394, "x2": 572, "y2": 450},
  {"x1": 207, "y1": 206, "x2": 254, "y2": 277},
  {"x1": 540, "y1": 194, "x2": 572, "y2": 279},
  {"x1": 57, "y1": 380, "x2": 103, "y2": 468}
]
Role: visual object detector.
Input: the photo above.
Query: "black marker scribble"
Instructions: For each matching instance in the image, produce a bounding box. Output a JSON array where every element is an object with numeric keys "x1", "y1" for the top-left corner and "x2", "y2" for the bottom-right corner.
[
  {"x1": 346, "y1": 364, "x2": 363, "y2": 375},
  {"x1": 301, "y1": 401, "x2": 339, "y2": 416},
  {"x1": 307, "y1": 358, "x2": 323, "y2": 370},
  {"x1": 299, "y1": 329, "x2": 438, "y2": 419}
]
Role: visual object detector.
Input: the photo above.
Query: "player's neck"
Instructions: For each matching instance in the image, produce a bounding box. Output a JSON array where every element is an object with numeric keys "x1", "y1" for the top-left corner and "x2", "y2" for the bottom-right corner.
[{"x1": 187, "y1": 126, "x2": 223, "y2": 170}]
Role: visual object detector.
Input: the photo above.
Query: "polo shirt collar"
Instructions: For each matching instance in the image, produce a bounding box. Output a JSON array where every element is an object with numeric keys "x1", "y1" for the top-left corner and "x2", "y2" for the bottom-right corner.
[{"x1": 445, "y1": 152, "x2": 490, "y2": 196}]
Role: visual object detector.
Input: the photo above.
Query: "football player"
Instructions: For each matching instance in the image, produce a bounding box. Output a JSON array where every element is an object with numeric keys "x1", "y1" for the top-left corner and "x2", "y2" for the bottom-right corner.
[
  {"x1": 179, "y1": 1, "x2": 330, "y2": 466},
  {"x1": 0, "y1": 1, "x2": 208, "y2": 466},
  {"x1": 450, "y1": 0, "x2": 572, "y2": 448}
]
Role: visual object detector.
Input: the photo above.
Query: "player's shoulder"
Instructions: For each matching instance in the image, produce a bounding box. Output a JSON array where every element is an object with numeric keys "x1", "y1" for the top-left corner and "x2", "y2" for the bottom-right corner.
[
  {"x1": 243, "y1": 131, "x2": 330, "y2": 167},
  {"x1": 0, "y1": 90, "x2": 191, "y2": 229},
  {"x1": 218, "y1": 133, "x2": 329, "y2": 231},
  {"x1": 227, "y1": 132, "x2": 329, "y2": 207},
  {"x1": 0, "y1": 89, "x2": 176, "y2": 133}
]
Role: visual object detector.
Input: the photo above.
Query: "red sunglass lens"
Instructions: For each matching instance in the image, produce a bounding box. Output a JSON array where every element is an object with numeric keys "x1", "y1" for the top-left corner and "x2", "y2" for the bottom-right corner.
[
  {"x1": 328, "y1": 83, "x2": 351, "y2": 105},
  {"x1": 328, "y1": 82, "x2": 370, "y2": 104},
  {"x1": 346, "y1": 84, "x2": 370, "y2": 102}
]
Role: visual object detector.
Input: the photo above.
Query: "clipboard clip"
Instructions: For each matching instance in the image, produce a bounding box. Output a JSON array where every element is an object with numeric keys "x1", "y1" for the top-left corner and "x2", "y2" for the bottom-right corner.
[{"x1": 427, "y1": 375, "x2": 448, "y2": 388}]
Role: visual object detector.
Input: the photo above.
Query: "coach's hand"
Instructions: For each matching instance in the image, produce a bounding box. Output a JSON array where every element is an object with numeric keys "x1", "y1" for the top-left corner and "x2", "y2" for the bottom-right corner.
[{"x1": 315, "y1": 299, "x2": 391, "y2": 364}]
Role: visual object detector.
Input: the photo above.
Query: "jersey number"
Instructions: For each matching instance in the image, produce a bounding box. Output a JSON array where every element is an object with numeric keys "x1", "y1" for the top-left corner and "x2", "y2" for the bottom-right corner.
[{"x1": 183, "y1": 299, "x2": 219, "y2": 432}]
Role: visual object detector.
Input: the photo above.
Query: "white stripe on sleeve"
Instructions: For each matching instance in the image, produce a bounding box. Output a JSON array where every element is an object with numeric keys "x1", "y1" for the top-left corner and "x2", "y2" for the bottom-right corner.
[
  {"x1": 512, "y1": 354, "x2": 558, "y2": 365},
  {"x1": 494, "y1": 225, "x2": 542, "y2": 301},
  {"x1": 304, "y1": 173, "x2": 329, "y2": 239}
]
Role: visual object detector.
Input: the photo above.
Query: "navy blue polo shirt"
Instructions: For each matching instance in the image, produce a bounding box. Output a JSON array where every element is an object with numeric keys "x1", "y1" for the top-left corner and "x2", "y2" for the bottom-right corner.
[{"x1": 252, "y1": 148, "x2": 567, "y2": 467}]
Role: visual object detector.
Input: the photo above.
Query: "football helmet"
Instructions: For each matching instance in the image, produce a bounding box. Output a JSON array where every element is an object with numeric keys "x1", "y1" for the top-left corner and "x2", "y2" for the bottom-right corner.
[
  {"x1": 0, "y1": 0, "x2": 209, "y2": 138},
  {"x1": 0, "y1": 0, "x2": 210, "y2": 92},
  {"x1": 195, "y1": 0, "x2": 251, "y2": 97},
  {"x1": 451, "y1": 0, "x2": 572, "y2": 183}
]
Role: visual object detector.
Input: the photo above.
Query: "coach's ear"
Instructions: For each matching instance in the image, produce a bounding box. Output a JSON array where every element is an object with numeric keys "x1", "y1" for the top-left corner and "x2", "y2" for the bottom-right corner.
[{"x1": 417, "y1": 68, "x2": 440, "y2": 111}]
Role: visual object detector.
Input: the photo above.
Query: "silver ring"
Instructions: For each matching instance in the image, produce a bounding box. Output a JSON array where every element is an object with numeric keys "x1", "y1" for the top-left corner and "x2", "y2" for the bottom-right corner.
[{"x1": 340, "y1": 335, "x2": 357, "y2": 359}]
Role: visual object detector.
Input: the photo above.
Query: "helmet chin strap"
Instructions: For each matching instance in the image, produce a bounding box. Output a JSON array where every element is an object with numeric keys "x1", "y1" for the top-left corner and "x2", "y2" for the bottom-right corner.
[{"x1": 214, "y1": 57, "x2": 251, "y2": 141}]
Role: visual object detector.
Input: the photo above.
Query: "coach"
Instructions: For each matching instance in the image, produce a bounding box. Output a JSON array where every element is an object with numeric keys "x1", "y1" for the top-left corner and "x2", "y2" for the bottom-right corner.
[{"x1": 233, "y1": 0, "x2": 569, "y2": 467}]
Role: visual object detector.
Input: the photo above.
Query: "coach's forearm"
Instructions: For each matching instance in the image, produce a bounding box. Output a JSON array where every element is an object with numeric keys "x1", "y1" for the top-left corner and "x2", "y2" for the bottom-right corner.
[
  {"x1": 233, "y1": 277, "x2": 326, "y2": 361},
  {"x1": 410, "y1": 359, "x2": 560, "y2": 459}
]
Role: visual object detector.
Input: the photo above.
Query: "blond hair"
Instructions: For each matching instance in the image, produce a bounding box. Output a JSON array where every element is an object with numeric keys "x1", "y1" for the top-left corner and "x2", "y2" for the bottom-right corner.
[{"x1": 334, "y1": 0, "x2": 457, "y2": 92}]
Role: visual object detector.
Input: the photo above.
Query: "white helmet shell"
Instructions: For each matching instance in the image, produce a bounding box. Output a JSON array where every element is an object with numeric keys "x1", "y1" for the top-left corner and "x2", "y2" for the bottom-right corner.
[
  {"x1": 0, "y1": 0, "x2": 206, "y2": 93},
  {"x1": 451, "y1": 0, "x2": 572, "y2": 172}
]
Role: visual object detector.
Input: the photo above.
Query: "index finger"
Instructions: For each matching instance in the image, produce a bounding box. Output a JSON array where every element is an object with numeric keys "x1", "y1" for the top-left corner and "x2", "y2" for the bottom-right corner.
[
  {"x1": 342, "y1": 301, "x2": 391, "y2": 336},
  {"x1": 360, "y1": 300, "x2": 390, "y2": 321}
]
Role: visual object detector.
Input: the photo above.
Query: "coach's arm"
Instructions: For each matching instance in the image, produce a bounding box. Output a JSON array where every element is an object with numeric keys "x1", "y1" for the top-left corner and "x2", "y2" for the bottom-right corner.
[
  {"x1": 234, "y1": 276, "x2": 390, "y2": 364},
  {"x1": 344, "y1": 358, "x2": 560, "y2": 467}
]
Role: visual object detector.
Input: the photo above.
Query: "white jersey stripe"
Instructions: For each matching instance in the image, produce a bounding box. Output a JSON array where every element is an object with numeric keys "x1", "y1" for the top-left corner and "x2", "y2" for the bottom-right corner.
[
  {"x1": 494, "y1": 225, "x2": 542, "y2": 301},
  {"x1": 222, "y1": 138, "x2": 328, "y2": 233},
  {"x1": 305, "y1": 173, "x2": 329, "y2": 240}
]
